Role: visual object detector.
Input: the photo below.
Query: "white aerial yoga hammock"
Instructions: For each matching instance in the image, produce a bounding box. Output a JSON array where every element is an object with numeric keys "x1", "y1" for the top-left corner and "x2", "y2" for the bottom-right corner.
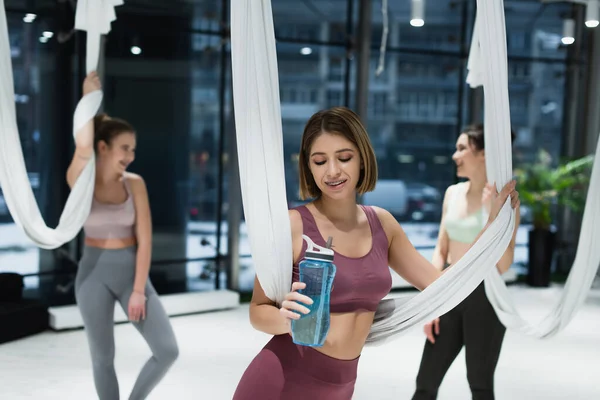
[
  {"x1": 230, "y1": 0, "x2": 292, "y2": 306},
  {"x1": 467, "y1": 6, "x2": 600, "y2": 339},
  {"x1": 231, "y1": 0, "x2": 599, "y2": 345},
  {"x1": 0, "y1": 0, "x2": 122, "y2": 249}
]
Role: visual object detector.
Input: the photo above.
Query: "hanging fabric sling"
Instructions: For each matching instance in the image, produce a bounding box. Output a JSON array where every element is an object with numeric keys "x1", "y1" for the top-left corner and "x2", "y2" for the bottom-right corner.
[{"x1": 0, "y1": 0, "x2": 123, "y2": 249}]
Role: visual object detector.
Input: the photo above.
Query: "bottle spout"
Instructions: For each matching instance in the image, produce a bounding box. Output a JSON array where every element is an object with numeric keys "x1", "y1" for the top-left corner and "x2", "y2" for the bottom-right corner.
[{"x1": 302, "y1": 234, "x2": 334, "y2": 261}]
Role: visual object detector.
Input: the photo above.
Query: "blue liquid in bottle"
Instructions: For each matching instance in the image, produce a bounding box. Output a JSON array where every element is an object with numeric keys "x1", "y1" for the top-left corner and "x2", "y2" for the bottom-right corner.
[{"x1": 291, "y1": 235, "x2": 336, "y2": 347}]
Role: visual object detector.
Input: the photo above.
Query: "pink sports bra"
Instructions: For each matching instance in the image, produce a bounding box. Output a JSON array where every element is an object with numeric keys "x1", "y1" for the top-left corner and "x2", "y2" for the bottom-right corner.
[
  {"x1": 83, "y1": 178, "x2": 136, "y2": 239},
  {"x1": 292, "y1": 205, "x2": 392, "y2": 313}
]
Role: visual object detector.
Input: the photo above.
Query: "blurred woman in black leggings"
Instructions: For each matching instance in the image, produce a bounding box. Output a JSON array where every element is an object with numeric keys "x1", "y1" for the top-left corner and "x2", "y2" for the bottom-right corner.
[{"x1": 412, "y1": 124, "x2": 520, "y2": 400}]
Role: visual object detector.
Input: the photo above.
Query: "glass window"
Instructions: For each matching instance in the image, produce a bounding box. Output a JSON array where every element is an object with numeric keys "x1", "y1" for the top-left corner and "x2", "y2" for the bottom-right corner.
[
  {"x1": 0, "y1": 11, "x2": 56, "y2": 292},
  {"x1": 102, "y1": 10, "x2": 225, "y2": 294},
  {"x1": 353, "y1": 0, "x2": 472, "y2": 268},
  {"x1": 1, "y1": 0, "x2": 580, "y2": 297},
  {"x1": 359, "y1": 52, "x2": 466, "y2": 265},
  {"x1": 272, "y1": 0, "x2": 348, "y2": 43},
  {"x1": 510, "y1": 60, "x2": 567, "y2": 270},
  {"x1": 505, "y1": 1, "x2": 572, "y2": 60},
  {"x1": 511, "y1": 62, "x2": 566, "y2": 164},
  {"x1": 370, "y1": 0, "x2": 464, "y2": 52}
]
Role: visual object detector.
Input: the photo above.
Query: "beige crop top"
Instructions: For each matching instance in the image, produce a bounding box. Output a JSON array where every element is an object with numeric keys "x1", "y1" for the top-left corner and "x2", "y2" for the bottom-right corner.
[{"x1": 83, "y1": 177, "x2": 136, "y2": 239}]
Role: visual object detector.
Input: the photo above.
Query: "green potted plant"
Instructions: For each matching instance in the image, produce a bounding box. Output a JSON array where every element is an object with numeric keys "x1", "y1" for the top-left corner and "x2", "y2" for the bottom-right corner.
[{"x1": 514, "y1": 149, "x2": 594, "y2": 287}]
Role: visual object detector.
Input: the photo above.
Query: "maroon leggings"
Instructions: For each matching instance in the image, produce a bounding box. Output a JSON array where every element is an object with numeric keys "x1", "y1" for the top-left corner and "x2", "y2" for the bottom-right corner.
[{"x1": 232, "y1": 334, "x2": 359, "y2": 400}]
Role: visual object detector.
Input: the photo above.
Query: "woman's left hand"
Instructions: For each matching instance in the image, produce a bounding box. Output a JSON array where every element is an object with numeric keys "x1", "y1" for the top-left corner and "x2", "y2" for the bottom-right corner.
[
  {"x1": 487, "y1": 180, "x2": 519, "y2": 223},
  {"x1": 128, "y1": 291, "x2": 147, "y2": 322}
]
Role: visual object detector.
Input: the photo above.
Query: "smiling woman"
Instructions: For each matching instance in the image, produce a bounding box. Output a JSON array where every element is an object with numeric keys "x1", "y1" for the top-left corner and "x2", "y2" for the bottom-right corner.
[
  {"x1": 64, "y1": 72, "x2": 179, "y2": 400},
  {"x1": 298, "y1": 107, "x2": 377, "y2": 201},
  {"x1": 232, "y1": 107, "x2": 519, "y2": 400},
  {"x1": 92, "y1": 113, "x2": 137, "y2": 175},
  {"x1": 412, "y1": 123, "x2": 520, "y2": 400}
]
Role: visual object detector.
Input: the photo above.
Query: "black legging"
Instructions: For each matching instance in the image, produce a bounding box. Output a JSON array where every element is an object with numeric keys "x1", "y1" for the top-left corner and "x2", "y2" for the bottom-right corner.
[{"x1": 412, "y1": 283, "x2": 506, "y2": 400}]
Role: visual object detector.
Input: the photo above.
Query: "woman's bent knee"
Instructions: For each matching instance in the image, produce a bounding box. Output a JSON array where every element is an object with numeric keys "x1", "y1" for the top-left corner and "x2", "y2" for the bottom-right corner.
[{"x1": 157, "y1": 339, "x2": 179, "y2": 367}]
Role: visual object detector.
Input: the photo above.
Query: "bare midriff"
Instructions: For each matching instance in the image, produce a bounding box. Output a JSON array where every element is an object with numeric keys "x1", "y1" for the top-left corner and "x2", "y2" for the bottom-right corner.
[
  {"x1": 306, "y1": 311, "x2": 376, "y2": 360},
  {"x1": 84, "y1": 236, "x2": 137, "y2": 249},
  {"x1": 447, "y1": 240, "x2": 471, "y2": 266}
]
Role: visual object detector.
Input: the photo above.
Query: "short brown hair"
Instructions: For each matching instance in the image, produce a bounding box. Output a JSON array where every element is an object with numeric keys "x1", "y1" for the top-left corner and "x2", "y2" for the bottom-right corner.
[{"x1": 298, "y1": 107, "x2": 377, "y2": 200}]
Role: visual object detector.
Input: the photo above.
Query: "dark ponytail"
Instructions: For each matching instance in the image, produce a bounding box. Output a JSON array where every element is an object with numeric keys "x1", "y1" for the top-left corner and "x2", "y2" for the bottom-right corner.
[
  {"x1": 93, "y1": 113, "x2": 135, "y2": 150},
  {"x1": 461, "y1": 123, "x2": 516, "y2": 151}
]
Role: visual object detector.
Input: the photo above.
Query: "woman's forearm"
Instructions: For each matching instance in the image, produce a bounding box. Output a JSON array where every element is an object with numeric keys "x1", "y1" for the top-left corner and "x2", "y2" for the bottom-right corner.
[
  {"x1": 133, "y1": 243, "x2": 151, "y2": 293},
  {"x1": 431, "y1": 249, "x2": 448, "y2": 271},
  {"x1": 496, "y1": 246, "x2": 515, "y2": 274},
  {"x1": 66, "y1": 120, "x2": 95, "y2": 188},
  {"x1": 250, "y1": 303, "x2": 290, "y2": 335}
]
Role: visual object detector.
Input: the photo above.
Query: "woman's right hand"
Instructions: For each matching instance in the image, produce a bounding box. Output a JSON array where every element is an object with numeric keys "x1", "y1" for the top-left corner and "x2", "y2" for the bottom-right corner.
[
  {"x1": 424, "y1": 318, "x2": 440, "y2": 344},
  {"x1": 83, "y1": 71, "x2": 102, "y2": 95},
  {"x1": 487, "y1": 180, "x2": 519, "y2": 223},
  {"x1": 279, "y1": 282, "x2": 313, "y2": 329}
]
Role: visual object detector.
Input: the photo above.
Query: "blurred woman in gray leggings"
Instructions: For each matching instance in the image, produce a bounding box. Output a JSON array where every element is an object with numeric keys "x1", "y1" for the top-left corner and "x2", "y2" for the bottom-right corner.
[{"x1": 67, "y1": 71, "x2": 179, "y2": 400}]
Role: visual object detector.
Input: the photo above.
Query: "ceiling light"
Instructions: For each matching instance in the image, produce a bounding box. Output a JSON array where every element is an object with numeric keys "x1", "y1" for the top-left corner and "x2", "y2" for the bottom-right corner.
[
  {"x1": 561, "y1": 18, "x2": 575, "y2": 45},
  {"x1": 411, "y1": 0, "x2": 425, "y2": 27},
  {"x1": 586, "y1": 0, "x2": 599, "y2": 28},
  {"x1": 23, "y1": 13, "x2": 36, "y2": 23}
]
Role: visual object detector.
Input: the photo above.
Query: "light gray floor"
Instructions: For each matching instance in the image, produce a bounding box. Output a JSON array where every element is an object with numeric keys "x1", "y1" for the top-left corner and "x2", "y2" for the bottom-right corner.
[{"x1": 1, "y1": 283, "x2": 599, "y2": 399}]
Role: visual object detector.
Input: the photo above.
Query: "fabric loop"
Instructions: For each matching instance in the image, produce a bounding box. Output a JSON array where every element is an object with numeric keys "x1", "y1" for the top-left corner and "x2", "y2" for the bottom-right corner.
[{"x1": 0, "y1": 0, "x2": 122, "y2": 249}]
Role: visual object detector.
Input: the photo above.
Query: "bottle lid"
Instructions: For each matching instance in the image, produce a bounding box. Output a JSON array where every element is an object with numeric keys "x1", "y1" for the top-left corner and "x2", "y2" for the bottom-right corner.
[{"x1": 302, "y1": 234, "x2": 334, "y2": 262}]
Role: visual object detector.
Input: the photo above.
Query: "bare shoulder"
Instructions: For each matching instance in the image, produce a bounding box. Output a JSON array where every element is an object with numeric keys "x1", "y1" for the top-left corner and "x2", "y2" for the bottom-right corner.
[
  {"x1": 445, "y1": 182, "x2": 460, "y2": 195},
  {"x1": 442, "y1": 183, "x2": 460, "y2": 204},
  {"x1": 124, "y1": 172, "x2": 144, "y2": 184},
  {"x1": 288, "y1": 208, "x2": 305, "y2": 263},
  {"x1": 124, "y1": 173, "x2": 148, "y2": 205},
  {"x1": 124, "y1": 172, "x2": 146, "y2": 190},
  {"x1": 369, "y1": 205, "x2": 396, "y2": 226},
  {"x1": 288, "y1": 208, "x2": 302, "y2": 225},
  {"x1": 288, "y1": 208, "x2": 304, "y2": 240},
  {"x1": 369, "y1": 206, "x2": 401, "y2": 245}
]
